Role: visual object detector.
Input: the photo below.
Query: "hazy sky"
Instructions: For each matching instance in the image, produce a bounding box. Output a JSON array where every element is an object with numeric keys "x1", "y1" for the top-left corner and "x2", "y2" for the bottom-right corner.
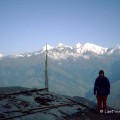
[{"x1": 0, "y1": 0, "x2": 120, "y2": 55}]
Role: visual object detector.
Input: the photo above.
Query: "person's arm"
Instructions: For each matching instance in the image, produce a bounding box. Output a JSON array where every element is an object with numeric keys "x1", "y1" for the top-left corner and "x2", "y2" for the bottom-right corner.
[
  {"x1": 94, "y1": 78, "x2": 97, "y2": 95},
  {"x1": 106, "y1": 78, "x2": 110, "y2": 95}
]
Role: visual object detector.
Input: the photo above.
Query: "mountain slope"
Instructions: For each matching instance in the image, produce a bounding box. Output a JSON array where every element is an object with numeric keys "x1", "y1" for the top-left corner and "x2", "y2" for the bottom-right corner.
[
  {"x1": 107, "y1": 44, "x2": 120, "y2": 55},
  {"x1": 108, "y1": 80, "x2": 120, "y2": 109}
]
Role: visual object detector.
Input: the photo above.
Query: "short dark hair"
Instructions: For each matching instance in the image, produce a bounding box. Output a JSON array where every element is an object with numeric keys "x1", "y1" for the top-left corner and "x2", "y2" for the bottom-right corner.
[{"x1": 99, "y1": 70, "x2": 104, "y2": 74}]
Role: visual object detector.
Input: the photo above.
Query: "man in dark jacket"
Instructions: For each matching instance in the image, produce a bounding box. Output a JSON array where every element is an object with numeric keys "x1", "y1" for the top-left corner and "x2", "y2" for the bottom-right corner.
[{"x1": 94, "y1": 70, "x2": 110, "y2": 113}]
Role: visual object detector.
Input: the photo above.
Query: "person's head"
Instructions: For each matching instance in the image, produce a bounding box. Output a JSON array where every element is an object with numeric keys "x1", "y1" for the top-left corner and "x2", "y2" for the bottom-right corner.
[{"x1": 99, "y1": 70, "x2": 104, "y2": 77}]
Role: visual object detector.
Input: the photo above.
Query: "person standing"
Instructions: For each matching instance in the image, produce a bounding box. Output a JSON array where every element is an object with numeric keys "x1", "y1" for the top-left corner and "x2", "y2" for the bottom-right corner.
[{"x1": 94, "y1": 70, "x2": 110, "y2": 113}]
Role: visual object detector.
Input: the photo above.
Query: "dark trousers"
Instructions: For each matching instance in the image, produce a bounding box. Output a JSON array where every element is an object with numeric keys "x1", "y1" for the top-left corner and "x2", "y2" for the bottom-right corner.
[{"x1": 97, "y1": 95, "x2": 108, "y2": 112}]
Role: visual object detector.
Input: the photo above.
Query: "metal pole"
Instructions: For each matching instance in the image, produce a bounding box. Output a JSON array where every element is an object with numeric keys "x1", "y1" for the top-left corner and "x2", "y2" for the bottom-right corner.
[{"x1": 45, "y1": 44, "x2": 48, "y2": 91}]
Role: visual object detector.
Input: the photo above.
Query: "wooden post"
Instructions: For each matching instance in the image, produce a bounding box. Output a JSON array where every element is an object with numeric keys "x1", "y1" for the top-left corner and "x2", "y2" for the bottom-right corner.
[{"x1": 45, "y1": 44, "x2": 48, "y2": 91}]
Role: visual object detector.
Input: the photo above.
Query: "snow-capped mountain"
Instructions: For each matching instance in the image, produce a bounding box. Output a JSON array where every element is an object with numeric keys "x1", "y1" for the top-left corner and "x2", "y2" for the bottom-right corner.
[
  {"x1": 0, "y1": 43, "x2": 120, "y2": 109},
  {"x1": 1, "y1": 43, "x2": 120, "y2": 59},
  {"x1": 42, "y1": 43, "x2": 108, "y2": 54},
  {"x1": 0, "y1": 53, "x2": 3, "y2": 57},
  {"x1": 107, "y1": 44, "x2": 120, "y2": 55},
  {"x1": 40, "y1": 43, "x2": 109, "y2": 60},
  {"x1": 12, "y1": 52, "x2": 34, "y2": 58},
  {"x1": 0, "y1": 53, "x2": 3, "y2": 60},
  {"x1": 74, "y1": 43, "x2": 108, "y2": 55},
  {"x1": 40, "y1": 43, "x2": 116, "y2": 59}
]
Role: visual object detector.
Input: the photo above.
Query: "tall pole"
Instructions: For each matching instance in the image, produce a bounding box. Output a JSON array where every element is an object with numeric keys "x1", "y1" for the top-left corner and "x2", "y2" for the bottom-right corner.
[{"x1": 45, "y1": 44, "x2": 48, "y2": 91}]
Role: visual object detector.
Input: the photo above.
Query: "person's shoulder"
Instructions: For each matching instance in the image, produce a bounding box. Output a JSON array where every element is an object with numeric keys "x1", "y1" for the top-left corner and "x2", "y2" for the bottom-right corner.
[
  {"x1": 104, "y1": 76, "x2": 108, "y2": 79},
  {"x1": 104, "y1": 76, "x2": 109, "y2": 81},
  {"x1": 96, "y1": 76, "x2": 99, "y2": 80},
  {"x1": 104, "y1": 76, "x2": 109, "y2": 79}
]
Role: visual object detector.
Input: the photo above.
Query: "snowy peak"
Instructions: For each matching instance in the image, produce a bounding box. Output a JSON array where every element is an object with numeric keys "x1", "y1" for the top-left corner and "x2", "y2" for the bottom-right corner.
[
  {"x1": 0, "y1": 53, "x2": 3, "y2": 60},
  {"x1": 113, "y1": 44, "x2": 120, "y2": 49},
  {"x1": 56, "y1": 43, "x2": 72, "y2": 49},
  {"x1": 74, "y1": 43, "x2": 107, "y2": 55},
  {"x1": 0, "y1": 53, "x2": 3, "y2": 58},
  {"x1": 42, "y1": 43, "x2": 70, "y2": 51},
  {"x1": 43, "y1": 44, "x2": 53, "y2": 51},
  {"x1": 57, "y1": 43, "x2": 65, "y2": 48},
  {"x1": 107, "y1": 44, "x2": 120, "y2": 55},
  {"x1": 56, "y1": 43, "x2": 67, "y2": 50},
  {"x1": 75, "y1": 43, "x2": 82, "y2": 48},
  {"x1": 82, "y1": 43, "x2": 108, "y2": 54},
  {"x1": 11, "y1": 52, "x2": 33, "y2": 58},
  {"x1": 44, "y1": 43, "x2": 109, "y2": 60},
  {"x1": 2, "y1": 42, "x2": 120, "y2": 59},
  {"x1": 53, "y1": 42, "x2": 107, "y2": 54}
]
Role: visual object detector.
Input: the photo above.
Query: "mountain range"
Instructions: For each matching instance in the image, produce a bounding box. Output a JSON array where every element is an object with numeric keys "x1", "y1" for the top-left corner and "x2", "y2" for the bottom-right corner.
[
  {"x1": 0, "y1": 43, "x2": 120, "y2": 109},
  {"x1": 0, "y1": 43, "x2": 120, "y2": 58}
]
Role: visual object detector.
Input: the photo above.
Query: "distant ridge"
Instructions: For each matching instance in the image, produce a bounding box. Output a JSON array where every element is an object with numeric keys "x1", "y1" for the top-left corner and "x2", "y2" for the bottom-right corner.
[{"x1": 1, "y1": 43, "x2": 120, "y2": 59}]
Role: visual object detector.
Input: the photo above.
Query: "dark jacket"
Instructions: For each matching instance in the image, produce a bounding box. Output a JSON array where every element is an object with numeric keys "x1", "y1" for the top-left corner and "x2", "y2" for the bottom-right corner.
[{"x1": 94, "y1": 76, "x2": 110, "y2": 96}]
